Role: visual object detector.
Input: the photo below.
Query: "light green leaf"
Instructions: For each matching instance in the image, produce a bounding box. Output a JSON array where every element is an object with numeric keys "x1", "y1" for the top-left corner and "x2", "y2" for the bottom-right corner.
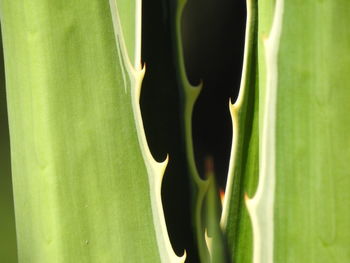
[
  {"x1": 0, "y1": 30, "x2": 17, "y2": 263},
  {"x1": 0, "y1": 0, "x2": 182, "y2": 262},
  {"x1": 224, "y1": 0, "x2": 350, "y2": 262},
  {"x1": 222, "y1": 0, "x2": 259, "y2": 262},
  {"x1": 204, "y1": 168, "x2": 229, "y2": 263},
  {"x1": 272, "y1": 1, "x2": 350, "y2": 262}
]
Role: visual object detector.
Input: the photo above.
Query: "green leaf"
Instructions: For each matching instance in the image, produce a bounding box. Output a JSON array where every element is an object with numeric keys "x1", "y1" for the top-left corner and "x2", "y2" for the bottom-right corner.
[
  {"x1": 272, "y1": 1, "x2": 350, "y2": 262},
  {"x1": 222, "y1": 0, "x2": 259, "y2": 262},
  {"x1": 0, "y1": 0, "x2": 182, "y2": 262},
  {"x1": 0, "y1": 29, "x2": 17, "y2": 263},
  {"x1": 204, "y1": 165, "x2": 229, "y2": 263},
  {"x1": 224, "y1": 0, "x2": 350, "y2": 262}
]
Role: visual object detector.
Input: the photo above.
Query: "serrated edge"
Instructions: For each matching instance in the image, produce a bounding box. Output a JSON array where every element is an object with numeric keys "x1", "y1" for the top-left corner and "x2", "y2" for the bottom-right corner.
[
  {"x1": 109, "y1": 1, "x2": 185, "y2": 262},
  {"x1": 245, "y1": 1, "x2": 284, "y2": 263},
  {"x1": 221, "y1": 0, "x2": 255, "y2": 228}
]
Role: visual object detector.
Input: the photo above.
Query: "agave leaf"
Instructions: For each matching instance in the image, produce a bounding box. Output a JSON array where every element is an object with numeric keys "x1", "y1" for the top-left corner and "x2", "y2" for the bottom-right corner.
[
  {"x1": 113, "y1": 0, "x2": 140, "y2": 68},
  {"x1": 0, "y1": 30, "x2": 17, "y2": 263},
  {"x1": 221, "y1": 0, "x2": 259, "y2": 262},
  {"x1": 170, "y1": 0, "x2": 202, "y2": 178},
  {"x1": 224, "y1": 0, "x2": 350, "y2": 262},
  {"x1": 204, "y1": 163, "x2": 229, "y2": 263},
  {"x1": 0, "y1": 0, "x2": 182, "y2": 262},
  {"x1": 267, "y1": 0, "x2": 350, "y2": 262},
  {"x1": 141, "y1": 1, "x2": 200, "y2": 261},
  {"x1": 168, "y1": 0, "x2": 215, "y2": 262}
]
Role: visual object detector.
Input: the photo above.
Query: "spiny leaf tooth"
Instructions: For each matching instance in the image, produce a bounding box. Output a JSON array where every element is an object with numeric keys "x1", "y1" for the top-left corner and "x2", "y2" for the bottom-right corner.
[
  {"x1": 197, "y1": 174, "x2": 211, "y2": 193},
  {"x1": 148, "y1": 154, "x2": 184, "y2": 263},
  {"x1": 183, "y1": 80, "x2": 202, "y2": 110},
  {"x1": 176, "y1": 250, "x2": 187, "y2": 263},
  {"x1": 244, "y1": 192, "x2": 254, "y2": 207},
  {"x1": 204, "y1": 228, "x2": 213, "y2": 259},
  {"x1": 229, "y1": 100, "x2": 239, "y2": 118},
  {"x1": 185, "y1": 79, "x2": 202, "y2": 95},
  {"x1": 153, "y1": 154, "x2": 169, "y2": 184},
  {"x1": 220, "y1": 101, "x2": 239, "y2": 229},
  {"x1": 134, "y1": 63, "x2": 146, "y2": 102},
  {"x1": 245, "y1": 2, "x2": 284, "y2": 263},
  {"x1": 139, "y1": 62, "x2": 146, "y2": 76}
]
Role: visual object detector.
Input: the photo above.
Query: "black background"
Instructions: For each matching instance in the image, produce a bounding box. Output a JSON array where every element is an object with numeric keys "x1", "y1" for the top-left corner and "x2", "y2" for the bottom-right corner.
[{"x1": 142, "y1": 0, "x2": 246, "y2": 261}]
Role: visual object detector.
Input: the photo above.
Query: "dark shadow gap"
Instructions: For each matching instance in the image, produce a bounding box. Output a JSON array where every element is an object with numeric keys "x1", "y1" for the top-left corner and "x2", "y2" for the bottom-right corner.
[
  {"x1": 182, "y1": 0, "x2": 246, "y2": 187},
  {"x1": 141, "y1": 0, "x2": 246, "y2": 262},
  {"x1": 141, "y1": 1, "x2": 199, "y2": 262}
]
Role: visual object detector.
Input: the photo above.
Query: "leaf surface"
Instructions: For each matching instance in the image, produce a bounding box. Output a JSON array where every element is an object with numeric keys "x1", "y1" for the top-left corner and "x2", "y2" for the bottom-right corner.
[
  {"x1": 0, "y1": 0, "x2": 181, "y2": 262},
  {"x1": 224, "y1": 1, "x2": 350, "y2": 263}
]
